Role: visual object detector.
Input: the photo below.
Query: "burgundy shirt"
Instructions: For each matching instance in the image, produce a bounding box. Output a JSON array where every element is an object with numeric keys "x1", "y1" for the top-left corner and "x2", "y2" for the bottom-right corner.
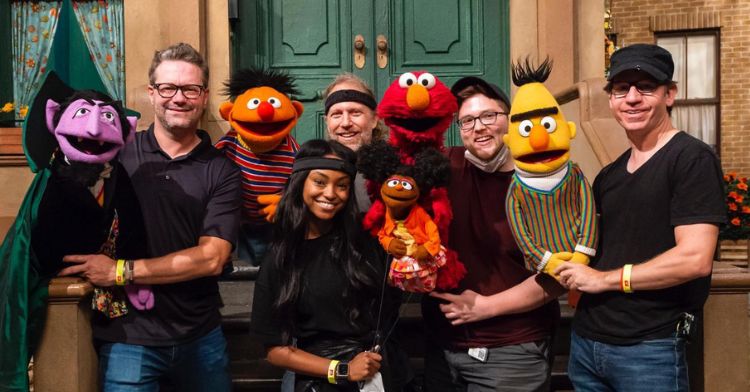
[{"x1": 421, "y1": 147, "x2": 559, "y2": 350}]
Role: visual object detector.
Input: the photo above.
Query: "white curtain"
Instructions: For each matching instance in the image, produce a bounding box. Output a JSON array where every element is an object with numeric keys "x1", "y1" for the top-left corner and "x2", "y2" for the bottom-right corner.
[{"x1": 673, "y1": 104, "x2": 716, "y2": 149}]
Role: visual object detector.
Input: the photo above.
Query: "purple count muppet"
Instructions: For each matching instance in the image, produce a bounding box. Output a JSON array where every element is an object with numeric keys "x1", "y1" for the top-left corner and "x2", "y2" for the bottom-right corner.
[
  {"x1": 0, "y1": 73, "x2": 154, "y2": 389},
  {"x1": 46, "y1": 93, "x2": 135, "y2": 164},
  {"x1": 43, "y1": 90, "x2": 154, "y2": 312}
]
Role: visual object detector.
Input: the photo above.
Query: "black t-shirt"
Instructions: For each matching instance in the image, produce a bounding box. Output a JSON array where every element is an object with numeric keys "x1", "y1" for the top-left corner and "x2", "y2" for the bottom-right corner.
[
  {"x1": 574, "y1": 132, "x2": 726, "y2": 345},
  {"x1": 92, "y1": 125, "x2": 241, "y2": 346},
  {"x1": 251, "y1": 231, "x2": 400, "y2": 347}
]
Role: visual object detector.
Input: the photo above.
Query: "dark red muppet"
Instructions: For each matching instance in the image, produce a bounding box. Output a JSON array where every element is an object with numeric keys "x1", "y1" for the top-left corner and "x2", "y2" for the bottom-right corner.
[{"x1": 362, "y1": 71, "x2": 465, "y2": 289}]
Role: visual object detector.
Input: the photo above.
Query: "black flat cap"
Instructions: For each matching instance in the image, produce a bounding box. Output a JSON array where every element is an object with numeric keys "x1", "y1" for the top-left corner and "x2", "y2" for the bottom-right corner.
[{"x1": 608, "y1": 43, "x2": 674, "y2": 83}]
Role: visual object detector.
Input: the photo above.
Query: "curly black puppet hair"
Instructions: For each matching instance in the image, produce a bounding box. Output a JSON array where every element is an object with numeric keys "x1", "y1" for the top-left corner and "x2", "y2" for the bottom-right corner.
[
  {"x1": 357, "y1": 140, "x2": 450, "y2": 195},
  {"x1": 222, "y1": 67, "x2": 300, "y2": 101},
  {"x1": 511, "y1": 56, "x2": 553, "y2": 87}
]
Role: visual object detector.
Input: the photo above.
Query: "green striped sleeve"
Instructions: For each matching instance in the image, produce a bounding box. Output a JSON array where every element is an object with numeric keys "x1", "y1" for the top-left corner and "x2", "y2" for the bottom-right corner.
[
  {"x1": 573, "y1": 164, "x2": 598, "y2": 254},
  {"x1": 505, "y1": 180, "x2": 549, "y2": 271}
]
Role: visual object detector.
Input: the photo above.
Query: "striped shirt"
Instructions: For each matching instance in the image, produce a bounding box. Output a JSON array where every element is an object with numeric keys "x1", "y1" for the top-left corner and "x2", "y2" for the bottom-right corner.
[
  {"x1": 505, "y1": 162, "x2": 598, "y2": 272},
  {"x1": 215, "y1": 131, "x2": 299, "y2": 223}
]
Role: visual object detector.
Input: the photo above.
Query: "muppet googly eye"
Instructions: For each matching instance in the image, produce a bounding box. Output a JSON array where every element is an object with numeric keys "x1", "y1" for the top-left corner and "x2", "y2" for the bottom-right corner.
[
  {"x1": 387, "y1": 179, "x2": 400, "y2": 188},
  {"x1": 417, "y1": 73, "x2": 436, "y2": 89},
  {"x1": 401, "y1": 181, "x2": 414, "y2": 190},
  {"x1": 268, "y1": 97, "x2": 282, "y2": 108},
  {"x1": 541, "y1": 116, "x2": 557, "y2": 133},
  {"x1": 519, "y1": 120, "x2": 533, "y2": 137},
  {"x1": 73, "y1": 107, "x2": 91, "y2": 118},
  {"x1": 101, "y1": 111, "x2": 116, "y2": 123},
  {"x1": 398, "y1": 73, "x2": 418, "y2": 88},
  {"x1": 247, "y1": 98, "x2": 261, "y2": 110}
]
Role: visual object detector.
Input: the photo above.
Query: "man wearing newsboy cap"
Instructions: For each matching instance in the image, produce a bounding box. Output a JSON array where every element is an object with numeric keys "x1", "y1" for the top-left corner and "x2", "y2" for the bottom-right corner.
[{"x1": 554, "y1": 43, "x2": 726, "y2": 391}]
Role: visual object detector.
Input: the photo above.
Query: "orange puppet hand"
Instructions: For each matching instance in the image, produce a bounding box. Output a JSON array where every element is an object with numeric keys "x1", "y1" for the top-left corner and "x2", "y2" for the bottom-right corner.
[{"x1": 257, "y1": 193, "x2": 282, "y2": 223}]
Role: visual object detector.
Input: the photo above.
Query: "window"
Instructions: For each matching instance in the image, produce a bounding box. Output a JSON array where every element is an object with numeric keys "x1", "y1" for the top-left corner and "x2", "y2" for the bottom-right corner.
[
  {"x1": 0, "y1": 0, "x2": 122, "y2": 166},
  {"x1": 657, "y1": 31, "x2": 720, "y2": 150}
]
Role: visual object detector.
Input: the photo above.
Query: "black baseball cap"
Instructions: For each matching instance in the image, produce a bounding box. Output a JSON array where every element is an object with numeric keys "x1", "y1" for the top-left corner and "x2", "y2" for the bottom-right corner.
[
  {"x1": 608, "y1": 43, "x2": 674, "y2": 83},
  {"x1": 451, "y1": 76, "x2": 511, "y2": 109}
]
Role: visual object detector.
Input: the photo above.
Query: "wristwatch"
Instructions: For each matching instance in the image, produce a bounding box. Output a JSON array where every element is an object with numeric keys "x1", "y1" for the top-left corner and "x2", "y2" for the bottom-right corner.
[{"x1": 335, "y1": 361, "x2": 349, "y2": 383}]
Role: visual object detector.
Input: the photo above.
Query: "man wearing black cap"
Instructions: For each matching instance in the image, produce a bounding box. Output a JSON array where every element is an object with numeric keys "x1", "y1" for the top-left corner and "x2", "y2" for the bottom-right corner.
[
  {"x1": 555, "y1": 43, "x2": 725, "y2": 390},
  {"x1": 423, "y1": 77, "x2": 563, "y2": 392}
]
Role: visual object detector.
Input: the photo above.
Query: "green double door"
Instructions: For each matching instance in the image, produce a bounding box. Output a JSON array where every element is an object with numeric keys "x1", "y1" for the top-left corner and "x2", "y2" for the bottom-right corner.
[{"x1": 231, "y1": 0, "x2": 509, "y2": 145}]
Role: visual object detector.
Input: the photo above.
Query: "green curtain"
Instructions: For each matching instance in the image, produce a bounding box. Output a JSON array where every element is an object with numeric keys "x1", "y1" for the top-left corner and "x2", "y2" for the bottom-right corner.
[
  {"x1": 0, "y1": 170, "x2": 51, "y2": 392},
  {"x1": 72, "y1": 0, "x2": 125, "y2": 100},
  {"x1": 11, "y1": 1, "x2": 62, "y2": 118}
]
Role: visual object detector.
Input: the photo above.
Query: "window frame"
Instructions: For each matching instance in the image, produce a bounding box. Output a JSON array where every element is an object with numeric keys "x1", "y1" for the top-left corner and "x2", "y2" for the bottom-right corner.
[{"x1": 656, "y1": 29, "x2": 721, "y2": 152}]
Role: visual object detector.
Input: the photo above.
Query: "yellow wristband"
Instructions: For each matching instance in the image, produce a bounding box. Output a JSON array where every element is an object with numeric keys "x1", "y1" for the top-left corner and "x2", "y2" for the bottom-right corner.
[
  {"x1": 327, "y1": 360, "x2": 339, "y2": 384},
  {"x1": 622, "y1": 264, "x2": 633, "y2": 293},
  {"x1": 115, "y1": 259, "x2": 126, "y2": 286}
]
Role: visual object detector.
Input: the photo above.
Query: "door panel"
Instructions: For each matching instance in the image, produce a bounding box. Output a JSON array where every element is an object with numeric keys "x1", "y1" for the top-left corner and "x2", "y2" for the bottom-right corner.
[
  {"x1": 231, "y1": 0, "x2": 508, "y2": 146},
  {"x1": 399, "y1": 0, "x2": 469, "y2": 66},
  {"x1": 272, "y1": 1, "x2": 342, "y2": 67},
  {"x1": 233, "y1": 0, "x2": 372, "y2": 141}
]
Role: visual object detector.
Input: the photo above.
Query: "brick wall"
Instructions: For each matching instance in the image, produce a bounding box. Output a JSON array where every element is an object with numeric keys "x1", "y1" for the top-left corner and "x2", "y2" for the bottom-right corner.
[{"x1": 611, "y1": 0, "x2": 750, "y2": 174}]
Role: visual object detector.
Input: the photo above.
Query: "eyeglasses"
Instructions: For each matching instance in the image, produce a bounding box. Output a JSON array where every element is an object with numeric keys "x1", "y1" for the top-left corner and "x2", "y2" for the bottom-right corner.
[
  {"x1": 456, "y1": 111, "x2": 507, "y2": 131},
  {"x1": 609, "y1": 80, "x2": 661, "y2": 98},
  {"x1": 152, "y1": 83, "x2": 205, "y2": 99}
]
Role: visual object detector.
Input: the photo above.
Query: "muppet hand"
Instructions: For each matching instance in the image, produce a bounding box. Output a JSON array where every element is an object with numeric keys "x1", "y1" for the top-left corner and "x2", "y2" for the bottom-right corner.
[
  {"x1": 387, "y1": 239, "x2": 408, "y2": 258},
  {"x1": 125, "y1": 285, "x2": 155, "y2": 310},
  {"x1": 570, "y1": 251, "x2": 590, "y2": 266},
  {"x1": 257, "y1": 193, "x2": 282, "y2": 223},
  {"x1": 413, "y1": 245, "x2": 433, "y2": 263},
  {"x1": 543, "y1": 251, "x2": 574, "y2": 281}
]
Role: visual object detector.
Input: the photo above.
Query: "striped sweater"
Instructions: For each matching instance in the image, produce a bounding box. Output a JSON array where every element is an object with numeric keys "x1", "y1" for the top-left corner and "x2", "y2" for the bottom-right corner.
[
  {"x1": 215, "y1": 131, "x2": 299, "y2": 223},
  {"x1": 505, "y1": 162, "x2": 598, "y2": 272}
]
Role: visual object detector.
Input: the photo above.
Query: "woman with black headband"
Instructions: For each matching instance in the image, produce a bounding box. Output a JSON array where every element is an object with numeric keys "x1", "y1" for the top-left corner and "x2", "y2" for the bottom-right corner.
[{"x1": 250, "y1": 139, "x2": 404, "y2": 391}]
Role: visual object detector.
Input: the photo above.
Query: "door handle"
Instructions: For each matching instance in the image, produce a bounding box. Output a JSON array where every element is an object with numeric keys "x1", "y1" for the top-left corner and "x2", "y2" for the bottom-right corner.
[
  {"x1": 377, "y1": 35, "x2": 388, "y2": 69},
  {"x1": 354, "y1": 34, "x2": 365, "y2": 69}
]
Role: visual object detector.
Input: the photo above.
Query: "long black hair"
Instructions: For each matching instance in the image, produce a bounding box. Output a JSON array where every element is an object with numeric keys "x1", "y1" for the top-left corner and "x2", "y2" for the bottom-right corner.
[{"x1": 270, "y1": 139, "x2": 382, "y2": 340}]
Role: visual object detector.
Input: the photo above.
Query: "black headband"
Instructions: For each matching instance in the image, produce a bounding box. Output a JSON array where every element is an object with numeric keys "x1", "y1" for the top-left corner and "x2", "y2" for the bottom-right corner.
[
  {"x1": 292, "y1": 157, "x2": 357, "y2": 177},
  {"x1": 324, "y1": 89, "x2": 377, "y2": 114}
]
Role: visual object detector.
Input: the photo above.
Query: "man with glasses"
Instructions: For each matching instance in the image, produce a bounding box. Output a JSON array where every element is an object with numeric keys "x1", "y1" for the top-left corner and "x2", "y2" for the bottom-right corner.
[
  {"x1": 554, "y1": 44, "x2": 725, "y2": 391},
  {"x1": 63, "y1": 42, "x2": 240, "y2": 391},
  {"x1": 422, "y1": 77, "x2": 562, "y2": 392}
]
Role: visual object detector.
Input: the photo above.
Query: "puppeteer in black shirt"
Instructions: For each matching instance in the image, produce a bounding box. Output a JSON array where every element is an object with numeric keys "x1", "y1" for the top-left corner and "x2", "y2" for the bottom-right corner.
[
  {"x1": 574, "y1": 132, "x2": 726, "y2": 345},
  {"x1": 92, "y1": 126, "x2": 241, "y2": 346},
  {"x1": 252, "y1": 231, "x2": 399, "y2": 345},
  {"x1": 251, "y1": 230, "x2": 405, "y2": 389}
]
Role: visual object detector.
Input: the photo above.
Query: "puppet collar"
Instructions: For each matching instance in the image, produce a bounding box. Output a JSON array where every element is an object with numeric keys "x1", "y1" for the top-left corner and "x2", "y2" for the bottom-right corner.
[{"x1": 514, "y1": 161, "x2": 570, "y2": 191}]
